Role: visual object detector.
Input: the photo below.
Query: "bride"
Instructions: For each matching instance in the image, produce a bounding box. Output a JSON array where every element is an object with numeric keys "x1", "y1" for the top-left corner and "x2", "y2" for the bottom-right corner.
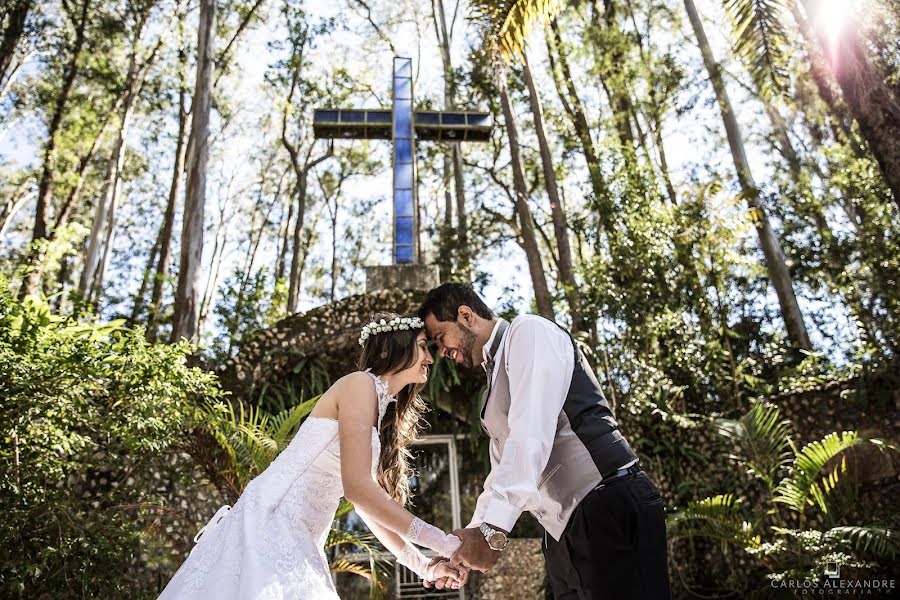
[{"x1": 159, "y1": 313, "x2": 466, "y2": 599}]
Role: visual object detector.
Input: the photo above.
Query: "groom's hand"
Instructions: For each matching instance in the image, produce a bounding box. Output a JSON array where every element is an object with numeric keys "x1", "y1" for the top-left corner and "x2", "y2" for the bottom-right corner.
[{"x1": 449, "y1": 526, "x2": 502, "y2": 572}]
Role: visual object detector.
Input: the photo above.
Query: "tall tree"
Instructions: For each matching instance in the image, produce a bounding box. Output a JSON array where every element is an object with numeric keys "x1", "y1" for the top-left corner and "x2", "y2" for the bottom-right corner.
[
  {"x1": 171, "y1": 0, "x2": 215, "y2": 344},
  {"x1": 684, "y1": 0, "x2": 812, "y2": 351},
  {"x1": 499, "y1": 74, "x2": 554, "y2": 319},
  {"x1": 431, "y1": 0, "x2": 471, "y2": 281},
  {"x1": 522, "y1": 51, "x2": 582, "y2": 329},
  {"x1": 722, "y1": 0, "x2": 900, "y2": 209},
  {"x1": 19, "y1": 0, "x2": 91, "y2": 297},
  {"x1": 0, "y1": 0, "x2": 32, "y2": 88},
  {"x1": 545, "y1": 18, "x2": 614, "y2": 233},
  {"x1": 79, "y1": 4, "x2": 163, "y2": 305},
  {"x1": 147, "y1": 0, "x2": 190, "y2": 340}
]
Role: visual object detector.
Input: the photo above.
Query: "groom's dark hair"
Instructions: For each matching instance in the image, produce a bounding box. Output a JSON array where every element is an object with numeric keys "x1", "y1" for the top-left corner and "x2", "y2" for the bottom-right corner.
[{"x1": 418, "y1": 282, "x2": 494, "y2": 322}]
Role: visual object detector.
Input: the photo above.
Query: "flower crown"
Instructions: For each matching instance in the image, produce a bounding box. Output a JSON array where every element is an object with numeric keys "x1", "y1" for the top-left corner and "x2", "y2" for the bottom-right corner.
[{"x1": 358, "y1": 316, "x2": 424, "y2": 346}]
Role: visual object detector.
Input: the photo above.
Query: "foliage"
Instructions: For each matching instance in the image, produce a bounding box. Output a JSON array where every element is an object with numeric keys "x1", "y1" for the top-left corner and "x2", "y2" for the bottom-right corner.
[
  {"x1": 722, "y1": 0, "x2": 789, "y2": 96},
  {"x1": 668, "y1": 402, "x2": 897, "y2": 588},
  {"x1": 202, "y1": 395, "x2": 319, "y2": 494},
  {"x1": 0, "y1": 276, "x2": 222, "y2": 597},
  {"x1": 208, "y1": 268, "x2": 288, "y2": 365},
  {"x1": 468, "y1": 0, "x2": 565, "y2": 61}
]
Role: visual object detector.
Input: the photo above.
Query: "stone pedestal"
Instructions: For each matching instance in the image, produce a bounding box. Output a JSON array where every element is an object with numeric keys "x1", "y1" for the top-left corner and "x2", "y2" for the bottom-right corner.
[{"x1": 365, "y1": 264, "x2": 439, "y2": 292}]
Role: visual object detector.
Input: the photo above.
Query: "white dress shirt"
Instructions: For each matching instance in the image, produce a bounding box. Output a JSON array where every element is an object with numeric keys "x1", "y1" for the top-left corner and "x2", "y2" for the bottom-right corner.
[{"x1": 466, "y1": 315, "x2": 575, "y2": 533}]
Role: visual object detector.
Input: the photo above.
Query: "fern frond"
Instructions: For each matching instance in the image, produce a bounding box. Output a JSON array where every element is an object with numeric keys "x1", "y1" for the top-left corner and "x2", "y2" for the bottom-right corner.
[
  {"x1": 722, "y1": 0, "x2": 790, "y2": 96},
  {"x1": 271, "y1": 395, "x2": 320, "y2": 446},
  {"x1": 717, "y1": 401, "x2": 792, "y2": 490},
  {"x1": 330, "y1": 559, "x2": 376, "y2": 578},
  {"x1": 668, "y1": 494, "x2": 760, "y2": 548},
  {"x1": 334, "y1": 498, "x2": 355, "y2": 519},
  {"x1": 326, "y1": 528, "x2": 380, "y2": 552},
  {"x1": 774, "y1": 431, "x2": 863, "y2": 516},
  {"x1": 824, "y1": 526, "x2": 898, "y2": 560}
]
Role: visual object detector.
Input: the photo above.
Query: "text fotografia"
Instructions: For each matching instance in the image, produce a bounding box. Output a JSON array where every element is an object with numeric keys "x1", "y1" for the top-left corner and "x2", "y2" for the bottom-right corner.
[{"x1": 771, "y1": 578, "x2": 896, "y2": 595}]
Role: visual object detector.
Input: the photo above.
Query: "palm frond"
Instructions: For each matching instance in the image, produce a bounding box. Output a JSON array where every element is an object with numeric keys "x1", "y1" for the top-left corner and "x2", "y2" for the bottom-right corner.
[
  {"x1": 716, "y1": 401, "x2": 792, "y2": 490},
  {"x1": 270, "y1": 395, "x2": 320, "y2": 446},
  {"x1": 722, "y1": 0, "x2": 790, "y2": 96},
  {"x1": 334, "y1": 498, "x2": 355, "y2": 519},
  {"x1": 468, "y1": 0, "x2": 566, "y2": 61},
  {"x1": 203, "y1": 398, "x2": 322, "y2": 489},
  {"x1": 326, "y1": 528, "x2": 380, "y2": 552},
  {"x1": 329, "y1": 559, "x2": 377, "y2": 578},
  {"x1": 774, "y1": 431, "x2": 863, "y2": 516},
  {"x1": 824, "y1": 526, "x2": 898, "y2": 561},
  {"x1": 668, "y1": 494, "x2": 760, "y2": 549}
]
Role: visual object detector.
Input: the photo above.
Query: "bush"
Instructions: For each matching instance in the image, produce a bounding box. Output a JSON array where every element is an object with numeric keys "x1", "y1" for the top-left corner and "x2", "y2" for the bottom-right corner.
[{"x1": 0, "y1": 278, "x2": 222, "y2": 598}]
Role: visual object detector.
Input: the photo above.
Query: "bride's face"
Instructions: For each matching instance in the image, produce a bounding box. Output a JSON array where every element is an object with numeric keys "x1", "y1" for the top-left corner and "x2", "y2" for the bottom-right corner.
[{"x1": 395, "y1": 331, "x2": 434, "y2": 385}]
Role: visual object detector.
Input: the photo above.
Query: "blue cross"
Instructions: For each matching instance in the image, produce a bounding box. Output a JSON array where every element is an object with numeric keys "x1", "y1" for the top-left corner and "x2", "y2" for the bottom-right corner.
[{"x1": 314, "y1": 57, "x2": 491, "y2": 265}]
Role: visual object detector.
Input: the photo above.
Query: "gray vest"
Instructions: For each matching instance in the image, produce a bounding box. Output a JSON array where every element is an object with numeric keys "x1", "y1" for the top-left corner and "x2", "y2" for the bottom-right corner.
[{"x1": 481, "y1": 316, "x2": 638, "y2": 540}]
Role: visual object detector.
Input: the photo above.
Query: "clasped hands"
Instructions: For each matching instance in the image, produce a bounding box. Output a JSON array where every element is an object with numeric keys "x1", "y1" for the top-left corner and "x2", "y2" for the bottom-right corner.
[{"x1": 423, "y1": 526, "x2": 503, "y2": 590}]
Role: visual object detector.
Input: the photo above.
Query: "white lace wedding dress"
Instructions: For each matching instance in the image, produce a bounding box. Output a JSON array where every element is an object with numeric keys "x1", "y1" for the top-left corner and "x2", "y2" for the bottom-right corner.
[{"x1": 159, "y1": 370, "x2": 396, "y2": 600}]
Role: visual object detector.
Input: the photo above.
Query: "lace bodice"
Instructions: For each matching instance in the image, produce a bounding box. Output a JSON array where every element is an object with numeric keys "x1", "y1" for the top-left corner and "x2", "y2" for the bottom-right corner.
[{"x1": 159, "y1": 370, "x2": 397, "y2": 600}]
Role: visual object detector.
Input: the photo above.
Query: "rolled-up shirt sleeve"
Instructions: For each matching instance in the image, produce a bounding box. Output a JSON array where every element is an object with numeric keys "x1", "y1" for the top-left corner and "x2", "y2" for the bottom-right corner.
[{"x1": 478, "y1": 318, "x2": 574, "y2": 532}]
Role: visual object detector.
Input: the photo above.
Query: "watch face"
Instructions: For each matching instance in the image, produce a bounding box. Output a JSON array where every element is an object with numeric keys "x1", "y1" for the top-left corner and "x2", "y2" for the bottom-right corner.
[{"x1": 488, "y1": 532, "x2": 507, "y2": 549}]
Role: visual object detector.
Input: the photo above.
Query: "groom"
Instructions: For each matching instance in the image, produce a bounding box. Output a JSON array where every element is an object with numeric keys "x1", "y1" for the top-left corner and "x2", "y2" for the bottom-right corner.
[{"x1": 418, "y1": 283, "x2": 670, "y2": 599}]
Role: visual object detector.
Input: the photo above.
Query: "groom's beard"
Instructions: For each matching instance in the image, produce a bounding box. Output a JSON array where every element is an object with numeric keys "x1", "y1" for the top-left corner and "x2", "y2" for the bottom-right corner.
[{"x1": 456, "y1": 323, "x2": 478, "y2": 369}]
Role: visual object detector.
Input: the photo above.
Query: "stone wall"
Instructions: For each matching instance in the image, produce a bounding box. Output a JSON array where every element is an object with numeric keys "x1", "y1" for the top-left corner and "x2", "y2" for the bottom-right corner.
[
  {"x1": 468, "y1": 538, "x2": 546, "y2": 600},
  {"x1": 219, "y1": 288, "x2": 426, "y2": 400}
]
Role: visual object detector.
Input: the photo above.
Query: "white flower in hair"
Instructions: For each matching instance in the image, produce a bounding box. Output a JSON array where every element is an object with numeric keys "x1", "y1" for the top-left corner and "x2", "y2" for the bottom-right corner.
[{"x1": 358, "y1": 315, "x2": 424, "y2": 346}]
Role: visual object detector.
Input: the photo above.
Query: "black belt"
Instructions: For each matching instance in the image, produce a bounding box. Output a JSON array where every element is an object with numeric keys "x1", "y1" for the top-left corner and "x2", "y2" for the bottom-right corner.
[{"x1": 593, "y1": 464, "x2": 642, "y2": 490}]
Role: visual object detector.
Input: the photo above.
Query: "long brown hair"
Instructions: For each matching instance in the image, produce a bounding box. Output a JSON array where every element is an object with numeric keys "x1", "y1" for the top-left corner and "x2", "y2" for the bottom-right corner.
[{"x1": 356, "y1": 312, "x2": 429, "y2": 506}]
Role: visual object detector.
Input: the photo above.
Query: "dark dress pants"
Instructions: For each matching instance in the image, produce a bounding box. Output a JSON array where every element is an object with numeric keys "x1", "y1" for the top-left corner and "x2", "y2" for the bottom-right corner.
[{"x1": 541, "y1": 471, "x2": 671, "y2": 600}]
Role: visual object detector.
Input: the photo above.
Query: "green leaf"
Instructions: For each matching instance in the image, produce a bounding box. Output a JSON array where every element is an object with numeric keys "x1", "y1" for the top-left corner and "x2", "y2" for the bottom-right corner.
[
  {"x1": 774, "y1": 431, "x2": 863, "y2": 517},
  {"x1": 468, "y1": 0, "x2": 566, "y2": 62},
  {"x1": 722, "y1": 0, "x2": 789, "y2": 97}
]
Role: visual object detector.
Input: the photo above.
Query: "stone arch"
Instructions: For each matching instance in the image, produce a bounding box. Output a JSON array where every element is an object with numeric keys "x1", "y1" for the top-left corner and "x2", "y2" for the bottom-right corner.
[{"x1": 218, "y1": 288, "x2": 427, "y2": 400}]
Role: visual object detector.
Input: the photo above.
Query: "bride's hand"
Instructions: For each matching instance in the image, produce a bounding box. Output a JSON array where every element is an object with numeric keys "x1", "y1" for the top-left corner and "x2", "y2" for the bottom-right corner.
[{"x1": 432, "y1": 560, "x2": 466, "y2": 589}]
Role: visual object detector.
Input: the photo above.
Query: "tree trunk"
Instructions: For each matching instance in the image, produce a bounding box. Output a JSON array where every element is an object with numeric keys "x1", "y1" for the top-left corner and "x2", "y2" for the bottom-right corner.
[
  {"x1": 433, "y1": 0, "x2": 470, "y2": 281},
  {"x1": 171, "y1": 0, "x2": 215, "y2": 344},
  {"x1": 438, "y1": 152, "x2": 454, "y2": 282},
  {"x1": 0, "y1": 179, "x2": 32, "y2": 239},
  {"x1": 129, "y1": 230, "x2": 161, "y2": 324},
  {"x1": 148, "y1": 110, "x2": 189, "y2": 341},
  {"x1": 799, "y1": 0, "x2": 900, "y2": 209},
  {"x1": 499, "y1": 77, "x2": 554, "y2": 320},
  {"x1": 276, "y1": 194, "x2": 293, "y2": 282},
  {"x1": 451, "y1": 144, "x2": 469, "y2": 278},
  {"x1": 287, "y1": 174, "x2": 309, "y2": 313},
  {"x1": 522, "y1": 52, "x2": 582, "y2": 330},
  {"x1": 78, "y1": 88, "x2": 135, "y2": 304},
  {"x1": 684, "y1": 0, "x2": 812, "y2": 352},
  {"x1": 19, "y1": 0, "x2": 90, "y2": 297},
  {"x1": 328, "y1": 197, "x2": 339, "y2": 302},
  {"x1": 590, "y1": 1, "x2": 637, "y2": 154},
  {"x1": 0, "y1": 1, "x2": 31, "y2": 89},
  {"x1": 90, "y1": 169, "x2": 122, "y2": 304},
  {"x1": 546, "y1": 19, "x2": 614, "y2": 234},
  {"x1": 148, "y1": 2, "x2": 189, "y2": 340},
  {"x1": 199, "y1": 203, "x2": 230, "y2": 332}
]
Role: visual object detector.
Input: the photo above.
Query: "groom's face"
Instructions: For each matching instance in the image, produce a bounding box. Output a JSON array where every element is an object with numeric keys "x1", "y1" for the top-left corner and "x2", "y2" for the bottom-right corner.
[{"x1": 424, "y1": 313, "x2": 479, "y2": 369}]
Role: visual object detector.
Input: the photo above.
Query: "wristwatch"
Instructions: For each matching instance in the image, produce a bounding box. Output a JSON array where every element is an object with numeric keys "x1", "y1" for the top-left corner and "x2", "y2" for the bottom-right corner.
[{"x1": 478, "y1": 523, "x2": 509, "y2": 551}]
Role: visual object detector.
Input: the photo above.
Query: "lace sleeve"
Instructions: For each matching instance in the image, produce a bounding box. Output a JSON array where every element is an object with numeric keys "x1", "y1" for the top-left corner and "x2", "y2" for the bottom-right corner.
[{"x1": 397, "y1": 543, "x2": 436, "y2": 580}]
